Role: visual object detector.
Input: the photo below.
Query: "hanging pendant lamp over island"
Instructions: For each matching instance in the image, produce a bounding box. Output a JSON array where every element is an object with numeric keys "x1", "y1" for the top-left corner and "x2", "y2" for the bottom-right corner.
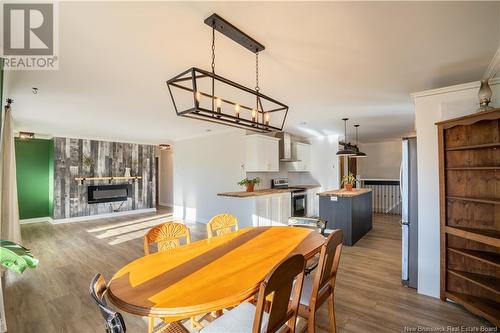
[
  {"x1": 166, "y1": 13, "x2": 289, "y2": 133},
  {"x1": 337, "y1": 118, "x2": 356, "y2": 156},
  {"x1": 351, "y1": 124, "x2": 367, "y2": 158}
]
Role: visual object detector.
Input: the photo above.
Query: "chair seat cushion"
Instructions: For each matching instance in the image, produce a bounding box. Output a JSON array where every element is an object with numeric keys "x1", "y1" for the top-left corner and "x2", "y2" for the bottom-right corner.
[
  {"x1": 299, "y1": 274, "x2": 314, "y2": 306},
  {"x1": 200, "y1": 302, "x2": 269, "y2": 333},
  {"x1": 297, "y1": 274, "x2": 330, "y2": 307}
]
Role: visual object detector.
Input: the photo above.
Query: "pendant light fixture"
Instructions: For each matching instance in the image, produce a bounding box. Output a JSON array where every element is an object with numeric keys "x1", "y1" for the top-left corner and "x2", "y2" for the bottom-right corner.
[
  {"x1": 337, "y1": 118, "x2": 356, "y2": 156},
  {"x1": 350, "y1": 124, "x2": 367, "y2": 158},
  {"x1": 166, "y1": 14, "x2": 289, "y2": 133}
]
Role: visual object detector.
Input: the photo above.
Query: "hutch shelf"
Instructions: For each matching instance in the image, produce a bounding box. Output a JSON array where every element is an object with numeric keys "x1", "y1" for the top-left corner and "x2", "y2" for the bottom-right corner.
[{"x1": 437, "y1": 108, "x2": 500, "y2": 327}]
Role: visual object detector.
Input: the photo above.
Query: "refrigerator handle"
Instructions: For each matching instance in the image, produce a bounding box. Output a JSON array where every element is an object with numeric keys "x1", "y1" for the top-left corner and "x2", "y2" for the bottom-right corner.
[{"x1": 399, "y1": 159, "x2": 404, "y2": 198}]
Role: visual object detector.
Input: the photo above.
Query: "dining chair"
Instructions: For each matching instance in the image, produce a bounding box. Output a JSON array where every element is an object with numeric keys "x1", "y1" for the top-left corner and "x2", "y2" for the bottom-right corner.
[
  {"x1": 296, "y1": 229, "x2": 343, "y2": 333},
  {"x1": 287, "y1": 217, "x2": 328, "y2": 276},
  {"x1": 90, "y1": 273, "x2": 126, "y2": 333},
  {"x1": 143, "y1": 222, "x2": 191, "y2": 332},
  {"x1": 199, "y1": 253, "x2": 306, "y2": 333},
  {"x1": 206, "y1": 213, "x2": 239, "y2": 238},
  {"x1": 144, "y1": 221, "x2": 191, "y2": 255}
]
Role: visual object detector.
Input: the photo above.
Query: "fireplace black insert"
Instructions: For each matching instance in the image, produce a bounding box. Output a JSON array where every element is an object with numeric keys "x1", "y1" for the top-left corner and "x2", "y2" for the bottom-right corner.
[{"x1": 87, "y1": 184, "x2": 132, "y2": 204}]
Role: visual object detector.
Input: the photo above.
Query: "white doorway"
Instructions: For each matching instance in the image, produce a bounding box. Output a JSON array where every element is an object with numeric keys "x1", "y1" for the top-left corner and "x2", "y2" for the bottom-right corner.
[{"x1": 156, "y1": 146, "x2": 173, "y2": 209}]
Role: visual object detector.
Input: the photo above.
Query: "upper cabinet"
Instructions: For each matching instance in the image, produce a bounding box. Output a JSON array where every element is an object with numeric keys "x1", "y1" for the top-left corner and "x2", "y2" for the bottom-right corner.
[
  {"x1": 245, "y1": 135, "x2": 280, "y2": 172},
  {"x1": 287, "y1": 142, "x2": 311, "y2": 172}
]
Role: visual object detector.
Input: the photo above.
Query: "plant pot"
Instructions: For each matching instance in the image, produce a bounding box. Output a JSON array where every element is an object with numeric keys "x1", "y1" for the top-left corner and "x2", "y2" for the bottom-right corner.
[
  {"x1": 246, "y1": 183, "x2": 255, "y2": 192},
  {"x1": 344, "y1": 183, "x2": 353, "y2": 191}
]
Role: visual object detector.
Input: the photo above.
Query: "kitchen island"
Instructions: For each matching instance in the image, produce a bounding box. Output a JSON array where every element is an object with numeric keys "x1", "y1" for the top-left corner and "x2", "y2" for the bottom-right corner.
[{"x1": 318, "y1": 188, "x2": 372, "y2": 246}]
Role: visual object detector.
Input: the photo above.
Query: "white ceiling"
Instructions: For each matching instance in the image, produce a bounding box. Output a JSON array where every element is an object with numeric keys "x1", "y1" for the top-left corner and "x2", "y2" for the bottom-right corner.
[{"x1": 5, "y1": 1, "x2": 500, "y2": 144}]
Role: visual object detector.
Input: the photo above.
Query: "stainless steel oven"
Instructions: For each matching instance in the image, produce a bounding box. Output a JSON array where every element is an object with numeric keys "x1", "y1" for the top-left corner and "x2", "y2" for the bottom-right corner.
[
  {"x1": 291, "y1": 190, "x2": 307, "y2": 217},
  {"x1": 271, "y1": 178, "x2": 308, "y2": 217}
]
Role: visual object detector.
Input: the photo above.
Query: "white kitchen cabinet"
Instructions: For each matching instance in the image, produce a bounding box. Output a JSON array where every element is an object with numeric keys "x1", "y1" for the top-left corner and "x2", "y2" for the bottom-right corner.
[
  {"x1": 254, "y1": 192, "x2": 291, "y2": 226},
  {"x1": 287, "y1": 142, "x2": 311, "y2": 172},
  {"x1": 245, "y1": 135, "x2": 280, "y2": 172},
  {"x1": 306, "y1": 188, "x2": 320, "y2": 216}
]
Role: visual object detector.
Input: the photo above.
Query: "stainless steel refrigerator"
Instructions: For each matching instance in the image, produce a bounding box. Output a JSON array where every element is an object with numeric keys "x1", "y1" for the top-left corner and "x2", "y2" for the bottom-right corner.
[{"x1": 400, "y1": 137, "x2": 418, "y2": 289}]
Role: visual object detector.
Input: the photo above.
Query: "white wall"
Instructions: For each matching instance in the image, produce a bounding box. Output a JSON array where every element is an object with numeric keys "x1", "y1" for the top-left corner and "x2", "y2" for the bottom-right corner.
[
  {"x1": 173, "y1": 130, "x2": 246, "y2": 223},
  {"x1": 358, "y1": 140, "x2": 402, "y2": 179},
  {"x1": 309, "y1": 135, "x2": 340, "y2": 193},
  {"x1": 412, "y1": 78, "x2": 500, "y2": 298},
  {"x1": 172, "y1": 130, "x2": 340, "y2": 225},
  {"x1": 158, "y1": 149, "x2": 173, "y2": 206}
]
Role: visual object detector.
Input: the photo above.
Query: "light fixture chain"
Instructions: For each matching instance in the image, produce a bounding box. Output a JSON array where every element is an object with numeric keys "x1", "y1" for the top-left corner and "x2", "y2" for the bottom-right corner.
[
  {"x1": 255, "y1": 52, "x2": 260, "y2": 92},
  {"x1": 211, "y1": 25, "x2": 216, "y2": 74}
]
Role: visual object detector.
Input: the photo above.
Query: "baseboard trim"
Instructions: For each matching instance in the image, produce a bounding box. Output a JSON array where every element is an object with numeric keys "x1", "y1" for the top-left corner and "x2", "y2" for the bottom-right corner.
[
  {"x1": 159, "y1": 202, "x2": 172, "y2": 207},
  {"x1": 20, "y1": 216, "x2": 53, "y2": 224},
  {"x1": 51, "y1": 208, "x2": 157, "y2": 224}
]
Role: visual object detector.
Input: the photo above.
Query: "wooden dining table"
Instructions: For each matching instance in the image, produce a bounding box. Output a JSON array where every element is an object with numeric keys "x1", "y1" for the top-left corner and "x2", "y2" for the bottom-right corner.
[{"x1": 107, "y1": 226, "x2": 325, "y2": 320}]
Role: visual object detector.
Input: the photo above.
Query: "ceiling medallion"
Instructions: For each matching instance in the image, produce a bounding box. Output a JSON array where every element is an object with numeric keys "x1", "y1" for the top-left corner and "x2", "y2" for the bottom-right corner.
[{"x1": 166, "y1": 13, "x2": 289, "y2": 133}]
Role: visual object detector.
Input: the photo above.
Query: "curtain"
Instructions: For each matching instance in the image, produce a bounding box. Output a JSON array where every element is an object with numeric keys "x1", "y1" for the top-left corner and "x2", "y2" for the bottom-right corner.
[
  {"x1": 0, "y1": 103, "x2": 21, "y2": 243},
  {"x1": 0, "y1": 102, "x2": 20, "y2": 333}
]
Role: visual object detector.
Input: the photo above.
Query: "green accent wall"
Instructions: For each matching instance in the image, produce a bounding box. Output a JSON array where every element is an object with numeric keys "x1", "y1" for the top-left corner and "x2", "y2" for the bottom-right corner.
[
  {"x1": 1, "y1": 58, "x2": 3, "y2": 102},
  {"x1": 15, "y1": 138, "x2": 54, "y2": 219}
]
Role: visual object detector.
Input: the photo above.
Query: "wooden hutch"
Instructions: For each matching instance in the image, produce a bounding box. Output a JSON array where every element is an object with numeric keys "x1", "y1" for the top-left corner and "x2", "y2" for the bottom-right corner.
[{"x1": 436, "y1": 108, "x2": 500, "y2": 326}]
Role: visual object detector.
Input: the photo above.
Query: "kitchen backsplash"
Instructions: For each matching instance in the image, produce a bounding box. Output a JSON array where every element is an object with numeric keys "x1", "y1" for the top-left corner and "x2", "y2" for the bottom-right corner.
[{"x1": 247, "y1": 163, "x2": 318, "y2": 189}]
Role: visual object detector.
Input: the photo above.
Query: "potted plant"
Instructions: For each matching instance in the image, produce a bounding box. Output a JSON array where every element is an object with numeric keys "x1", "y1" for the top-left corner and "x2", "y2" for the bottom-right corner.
[
  {"x1": 341, "y1": 172, "x2": 356, "y2": 191},
  {"x1": 237, "y1": 177, "x2": 261, "y2": 192},
  {"x1": 83, "y1": 155, "x2": 95, "y2": 177},
  {"x1": 130, "y1": 160, "x2": 139, "y2": 177},
  {"x1": 0, "y1": 240, "x2": 38, "y2": 274}
]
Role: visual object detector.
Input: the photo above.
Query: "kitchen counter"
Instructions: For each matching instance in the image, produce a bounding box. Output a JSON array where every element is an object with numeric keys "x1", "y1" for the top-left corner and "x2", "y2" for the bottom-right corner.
[
  {"x1": 317, "y1": 188, "x2": 372, "y2": 197},
  {"x1": 296, "y1": 184, "x2": 322, "y2": 189},
  {"x1": 319, "y1": 188, "x2": 372, "y2": 246},
  {"x1": 218, "y1": 184, "x2": 320, "y2": 198},
  {"x1": 217, "y1": 188, "x2": 291, "y2": 198}
]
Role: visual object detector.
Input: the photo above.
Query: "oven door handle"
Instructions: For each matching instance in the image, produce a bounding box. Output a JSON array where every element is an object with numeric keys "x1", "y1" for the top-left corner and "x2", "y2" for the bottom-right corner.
[{"x1": 291, "y1": 192, "x2": 307, "y2": 198}]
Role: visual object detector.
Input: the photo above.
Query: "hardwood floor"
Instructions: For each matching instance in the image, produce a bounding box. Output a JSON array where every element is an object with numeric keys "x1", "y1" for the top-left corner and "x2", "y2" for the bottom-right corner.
[{"x1": 4, "y1": 212, "x2": 492, "y2": 332}]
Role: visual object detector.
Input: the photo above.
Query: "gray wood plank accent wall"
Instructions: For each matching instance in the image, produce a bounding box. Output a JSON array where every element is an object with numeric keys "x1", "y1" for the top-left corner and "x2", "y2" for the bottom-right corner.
[{"x1": 53, "y1": 137, "x2": 156, "y2": 219}]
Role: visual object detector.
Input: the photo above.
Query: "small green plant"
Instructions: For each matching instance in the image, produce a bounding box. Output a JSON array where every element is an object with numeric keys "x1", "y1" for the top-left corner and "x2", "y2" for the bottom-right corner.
[
  {"x1": 237, "y1": 177, "x2": 261, "y2": 186},
  {"x1": 82, "y1": 155, "x2": 95, "y2": 168},
  {"x1": 130, "y1": 160, "x2": 139, "y2": 176},
  {"x1": 341, "y1": 172, "x2": 356, "y2": 186}
]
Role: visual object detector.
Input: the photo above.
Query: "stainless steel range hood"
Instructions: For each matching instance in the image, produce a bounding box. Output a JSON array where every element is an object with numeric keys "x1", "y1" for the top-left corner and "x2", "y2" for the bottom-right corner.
[{"x1": 276, "y1": 132, "x2": 301, "y2": 162}]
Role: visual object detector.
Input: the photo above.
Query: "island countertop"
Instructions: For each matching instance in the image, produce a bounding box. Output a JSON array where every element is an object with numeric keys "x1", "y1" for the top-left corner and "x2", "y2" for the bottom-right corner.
[
  {"x1": 317, "y1": 188, "x2": 372, "y2": 197},
  {"x1": 218, "y1": 184, "x2": 320, "y2": 198}
]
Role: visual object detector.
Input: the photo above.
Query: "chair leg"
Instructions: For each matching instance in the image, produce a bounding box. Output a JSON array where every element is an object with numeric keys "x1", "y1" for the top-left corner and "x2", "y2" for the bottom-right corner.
[
  {"x1": 307, "y1": 310, "x2": 315, "y2": 333},
  {"x1": 212, "y1": 310, "x2": 223, "y2": 318},
  {"x1": 148, "y1": 317, "x2": 155, "y2": 333},
  {"x1": 327, "y1": 294, "x2": 336, "y2": 333}
]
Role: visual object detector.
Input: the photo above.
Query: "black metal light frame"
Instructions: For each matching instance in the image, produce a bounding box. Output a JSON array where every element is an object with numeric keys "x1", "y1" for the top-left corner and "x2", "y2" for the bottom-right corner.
[
  {"x1": 167, "y1": 67, "x2": 288, "y2": 133},
  {"x1": 166, "y1": 14, "x2": 289, "y2": 133}
]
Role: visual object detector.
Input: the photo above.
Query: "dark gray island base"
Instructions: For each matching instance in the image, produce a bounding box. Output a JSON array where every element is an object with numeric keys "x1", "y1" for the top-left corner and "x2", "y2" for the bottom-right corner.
[{"x1": 318, "y1": 189, "x2": 373, "y2": 246}]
